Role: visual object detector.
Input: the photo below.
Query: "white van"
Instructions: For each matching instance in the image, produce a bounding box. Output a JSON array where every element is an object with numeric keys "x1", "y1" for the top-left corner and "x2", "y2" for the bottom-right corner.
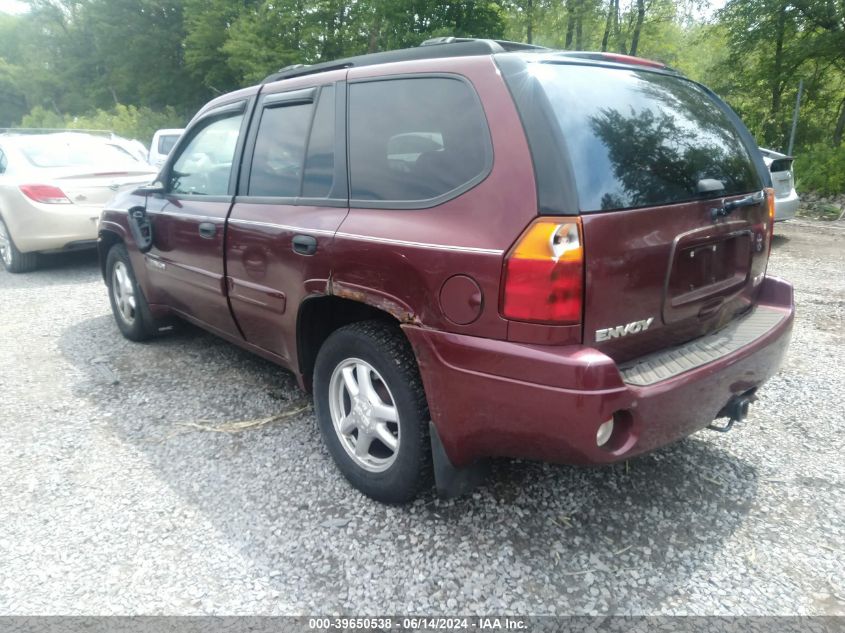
[{"x1": 148, "y1": 128, "x2": 184, "y2": 168}]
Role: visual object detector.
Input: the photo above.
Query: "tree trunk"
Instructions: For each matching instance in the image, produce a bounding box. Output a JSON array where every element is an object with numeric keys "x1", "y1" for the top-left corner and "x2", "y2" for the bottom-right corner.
[
  {"x1": 765, "y1": 4, "x2": 787, "y2": 145},
  {"x1": 601, "y1": 0, "x2": 614, "y2": 52},
  {"x1": 575, "y1": 0, "x2": 584, "y2": 50},
  {"x1": 833, "y1": 95, "x2": 845, "y2": 147},
  {"x1": 367, "y1": 13, "x2": 381, "y2": 53},
  {"x1": 629, "y1": 0, "x2": 645, "y2": 56},
  {"x1": 526, "y1": 0, "x2": 533, "y2": 44},
  {"x1": 564, "y1": 0, "x2": 575, "y2": 48}
]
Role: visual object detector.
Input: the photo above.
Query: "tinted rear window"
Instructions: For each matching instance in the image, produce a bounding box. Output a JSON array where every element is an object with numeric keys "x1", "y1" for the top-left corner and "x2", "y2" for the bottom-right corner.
[{"x1": 532, "y1": 64, "x2": 761, "y2": 212}]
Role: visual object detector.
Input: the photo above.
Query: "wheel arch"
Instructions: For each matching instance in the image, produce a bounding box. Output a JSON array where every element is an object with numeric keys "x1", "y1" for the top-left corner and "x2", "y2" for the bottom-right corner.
[
  {"x1": 297, "y1": 294, "x2": 404, "y2": 392},
  {"x1": 97, "y1": 228, "x2": 124, "y2": 281}
]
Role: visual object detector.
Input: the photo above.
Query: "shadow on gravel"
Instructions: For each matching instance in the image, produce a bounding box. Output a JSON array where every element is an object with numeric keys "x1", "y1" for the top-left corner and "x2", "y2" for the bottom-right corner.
[
  {"x1": 59, "y1": 313, "x2": 759, "y2": 614},
  {"x1": 37, "y1": 249, "x2": 99, "y2": 271},
  {"x1": 771, "y1": 234, "x2": 791, "y2": 248},
  {"x1": 0, "y1": 249, "x2": 100, "y2": 288}
]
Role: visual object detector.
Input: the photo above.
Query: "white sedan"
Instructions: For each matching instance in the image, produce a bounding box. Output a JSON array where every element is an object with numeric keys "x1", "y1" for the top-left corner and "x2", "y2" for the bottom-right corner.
[
  {"x1": 760, "y1": 147, "x2": 800, "y2": 222},
  {"x1": 0, "y1": 132, "x2": 157, "y2": 273}
]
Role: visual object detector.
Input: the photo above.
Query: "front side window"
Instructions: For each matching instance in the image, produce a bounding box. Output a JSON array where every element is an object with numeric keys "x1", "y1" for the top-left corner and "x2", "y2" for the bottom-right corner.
[
  {"x1": 348, "y1": 77, "x2": 491, "y2": 204},
  {"x1": 170, "y1": 113, "x2": 244, "y2": 196}
]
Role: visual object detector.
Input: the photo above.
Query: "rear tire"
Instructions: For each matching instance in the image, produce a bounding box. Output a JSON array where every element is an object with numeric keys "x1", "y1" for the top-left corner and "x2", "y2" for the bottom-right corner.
[
  {"x1": 313, "y1": 320, "x2": 431, "y2": 504},
  {"x1": 106, "y1": 243, "x2": 159, "y2": 341},
  {"x1": 0, "y1": 217, "x2": 38, "y2": 273}
]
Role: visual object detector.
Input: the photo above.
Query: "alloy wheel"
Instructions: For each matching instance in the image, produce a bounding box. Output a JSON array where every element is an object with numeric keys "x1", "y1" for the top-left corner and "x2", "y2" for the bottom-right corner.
[
  {"x1": 112, "y1": 261, "x2": 137, "y2": 325},
  {"x1": 328, "y1": 358, "x2": 401, "y2": 472}
]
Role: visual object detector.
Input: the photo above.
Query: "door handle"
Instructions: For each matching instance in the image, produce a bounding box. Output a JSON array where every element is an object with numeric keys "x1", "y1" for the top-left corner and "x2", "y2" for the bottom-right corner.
[
  {"x1": 292, "y1": 234, "x2": 318, "y2": 256},
  {"x1": 198, "y1": 222, "x2": 216, "y2": 239}
]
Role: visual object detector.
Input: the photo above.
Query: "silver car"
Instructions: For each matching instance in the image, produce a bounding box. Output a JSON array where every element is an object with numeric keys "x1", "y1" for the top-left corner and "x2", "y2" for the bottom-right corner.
[
  {"x1": 760, "y1": 148, "x2": 799, "y2": 222},
  {"x1": 0, "y1": 132, "x2": 157, "y2": 272}
]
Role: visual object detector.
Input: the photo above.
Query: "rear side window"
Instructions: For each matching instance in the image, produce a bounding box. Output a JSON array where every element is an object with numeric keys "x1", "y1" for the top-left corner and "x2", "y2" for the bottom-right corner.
[
  {"x1": 248, "y1": 101, "x2": 313, "y2": 197},
  {"x1": 302, "y1": 85, "x2": 335, "y2": 198},
  {"x1": 348, "y1": 77, "x2": 492, "y2": 206},
  {"x1": 532, "y1": 64, "x2": 761, "y2": 212}
]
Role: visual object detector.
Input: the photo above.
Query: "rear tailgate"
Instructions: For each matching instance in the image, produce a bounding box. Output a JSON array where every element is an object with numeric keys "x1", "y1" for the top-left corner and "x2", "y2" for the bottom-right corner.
[
  {"x1": 582, "y1": 198, "x2": 769, "y2": 362},
  {"x1": 521, "y1": 61, "x2": 772, "y2": 363}
]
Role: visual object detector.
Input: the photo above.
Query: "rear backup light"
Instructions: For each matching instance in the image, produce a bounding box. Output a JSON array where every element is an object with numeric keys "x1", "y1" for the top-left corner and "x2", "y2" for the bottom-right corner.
[
  {"x1": 19, "y1": 184, "x2": 71, "y2": 204},
  {"x1": 501, "y1": 218, "x2": 584, "y2": 324}
]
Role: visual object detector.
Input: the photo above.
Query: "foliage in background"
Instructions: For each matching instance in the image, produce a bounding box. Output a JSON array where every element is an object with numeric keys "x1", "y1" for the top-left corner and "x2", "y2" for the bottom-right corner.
[
  {"x1": 794, "y1": 145, "x2": 845, "y2": 196},
  {"x1": 0, "y1": 0, "x2": 843, "y2": 192},
  {"x1": 18, "y1": 104, "x2": 184, "y2": 144}
]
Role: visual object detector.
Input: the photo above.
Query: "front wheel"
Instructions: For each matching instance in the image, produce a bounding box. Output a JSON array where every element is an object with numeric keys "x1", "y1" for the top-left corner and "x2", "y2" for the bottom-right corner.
[
  {"x1": 0, "y1": 217, "x2": 37, "y2": 273},
  {"x1": 313, "y1": 321, "x2": 431, "y2": 504},
  {"x1": 106, "y1": 243, "x2": 159, "y2": 341}
]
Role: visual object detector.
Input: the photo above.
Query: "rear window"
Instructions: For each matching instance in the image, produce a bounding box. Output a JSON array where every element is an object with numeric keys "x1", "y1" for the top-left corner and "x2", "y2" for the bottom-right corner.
[
  {"x1": 19, "y1": 136, "x2": 143, "y2": 169},
  {"x1": 157, "y1": 134, "x2": 179, "y2": 155},
  {"x1": 348, "y1": 77, "x2": 492, "y2": 206},
  {"x1": 532, "y1": 64, "x2": 761, "y2": 212}
]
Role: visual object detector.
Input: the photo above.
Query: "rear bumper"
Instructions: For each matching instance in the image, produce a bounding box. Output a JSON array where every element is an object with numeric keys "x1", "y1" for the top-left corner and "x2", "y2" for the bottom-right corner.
[
  {"x1": 404, "y1": 276, "x2": 794, "y2": 468},
  {"x1": 4, "y1": 199, "x2": 101, "y2": 253},
  {"x1": 774, "y1": 190, "x2": 799, "y2": 222}
]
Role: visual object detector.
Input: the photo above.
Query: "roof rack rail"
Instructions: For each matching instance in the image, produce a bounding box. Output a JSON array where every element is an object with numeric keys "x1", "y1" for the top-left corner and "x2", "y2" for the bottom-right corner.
[
  {"x1": 0, "y1": 127, "x2": 115, "y2": 137},
  {"x1": 262, "y1": 37, "x2": 547, "y2": 84}
]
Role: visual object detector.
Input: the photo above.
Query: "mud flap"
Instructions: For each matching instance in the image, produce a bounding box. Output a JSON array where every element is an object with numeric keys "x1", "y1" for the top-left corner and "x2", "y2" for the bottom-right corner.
[{"x1": 429, "y1": 422, "x2": 489, "y2": 498}]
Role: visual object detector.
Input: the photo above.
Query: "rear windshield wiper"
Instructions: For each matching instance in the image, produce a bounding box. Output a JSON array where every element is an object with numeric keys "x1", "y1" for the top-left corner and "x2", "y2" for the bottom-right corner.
[{"x1": 711, "y1": 190, "x2": 764, "y2": 220}]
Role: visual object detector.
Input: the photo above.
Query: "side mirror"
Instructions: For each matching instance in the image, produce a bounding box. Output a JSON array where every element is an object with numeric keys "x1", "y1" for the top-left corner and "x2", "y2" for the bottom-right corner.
[
  {"x1": 134, "y1": 181, "x2": 166, "y2": 196},
  {"x1": 127, "y1": 205, "x2": 154, "y2": 253}
]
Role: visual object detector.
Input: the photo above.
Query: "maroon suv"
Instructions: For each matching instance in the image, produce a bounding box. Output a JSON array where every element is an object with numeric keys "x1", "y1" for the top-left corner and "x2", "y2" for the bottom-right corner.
[{"x1": 99, "y1": 38, "x2": 794, "y2": 503}]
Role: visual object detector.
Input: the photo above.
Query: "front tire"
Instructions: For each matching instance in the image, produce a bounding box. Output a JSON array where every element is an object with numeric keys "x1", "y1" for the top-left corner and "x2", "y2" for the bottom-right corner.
[
  {"x1": 314, "y1": 321, "x2": 431, "y2": 504},
  {"x1": 0, "y1": 217, "x2": 38, "y2": 273},
  {"x1": 106, "y1": 243, "x2": 159, "y2": 341}
]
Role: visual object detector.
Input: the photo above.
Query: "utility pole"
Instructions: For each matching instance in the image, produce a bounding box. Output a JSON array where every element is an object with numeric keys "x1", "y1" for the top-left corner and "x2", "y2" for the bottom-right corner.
[{"x1": 787, "y1": 78, "x2": 803, "y2": 155}]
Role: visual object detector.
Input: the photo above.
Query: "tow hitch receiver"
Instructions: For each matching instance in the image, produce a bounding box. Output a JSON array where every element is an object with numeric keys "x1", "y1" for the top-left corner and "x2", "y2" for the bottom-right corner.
[{"x1": 708, "y1": 391, "x2": 757, "y2": 433}]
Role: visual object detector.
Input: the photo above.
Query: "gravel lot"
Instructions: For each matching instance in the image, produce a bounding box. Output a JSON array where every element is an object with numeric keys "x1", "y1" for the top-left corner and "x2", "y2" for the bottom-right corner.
[{"x1": 0, "y1": 219, "x2": 843, "y2": 616}]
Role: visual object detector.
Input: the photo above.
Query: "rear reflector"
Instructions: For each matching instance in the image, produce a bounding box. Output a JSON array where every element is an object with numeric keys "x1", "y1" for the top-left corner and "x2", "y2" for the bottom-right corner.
[
  {"x1": 19, "y1": 184, "x2": 71, "y2": 204},
  {"x1": 501, "y1": 218, "x2": 584, "y2": 324}
]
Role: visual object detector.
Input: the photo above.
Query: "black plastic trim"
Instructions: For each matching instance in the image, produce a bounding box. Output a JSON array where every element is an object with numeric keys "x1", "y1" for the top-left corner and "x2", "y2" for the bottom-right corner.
[
  {"x1": 495, "y1": 54, "x2": 580, "y2": 216},
  {"x1": 262, "y1": 40, "x2": 515, "y2": 84},
  {"x1": 262, "y1": 87, "x2": 317, "y2": 108},
  {"x1": 429, "y1": 422, "x2": 489, "y2": 499}
]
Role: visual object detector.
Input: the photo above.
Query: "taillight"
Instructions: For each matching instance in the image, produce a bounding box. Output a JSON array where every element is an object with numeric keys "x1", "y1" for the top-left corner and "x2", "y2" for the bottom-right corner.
[
  {"x1": 765, "y1": 187, "x2": 775, "y2": 253},
  {"x1": 19, "y1": 184, "x2": 71, "y2": 204},
  {"x1": 501, "y1": 218, "x2": 584, "y2": 324}
]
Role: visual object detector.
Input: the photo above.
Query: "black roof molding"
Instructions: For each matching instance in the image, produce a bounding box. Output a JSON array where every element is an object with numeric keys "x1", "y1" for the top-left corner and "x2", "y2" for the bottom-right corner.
[{"x1": 261, "y1": 38, "x2": 548, "y2": 84}]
